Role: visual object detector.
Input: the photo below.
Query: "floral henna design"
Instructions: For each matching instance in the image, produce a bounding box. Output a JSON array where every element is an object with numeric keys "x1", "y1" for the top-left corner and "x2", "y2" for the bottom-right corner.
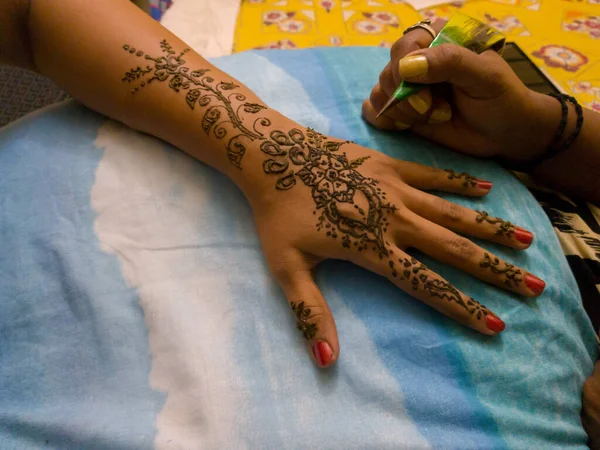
[
  {"x1": 260, "y1": 127, "x2": 396, "y2": 258},
  {"x1": 444, "y1": 169, "x2": 477, "y2": 188},
  {"x1": 480, "y1": 253, "x2": 523, "y2": 288},
  {"x1": 291, "y1": 301, "x2": 317, "y2": 340},
  {"x1": 475, "y1": 210, "x2": 516, "y2": 237},
  {"x1": 121, "y1": 40, "x2": 270, "y2": 168}
]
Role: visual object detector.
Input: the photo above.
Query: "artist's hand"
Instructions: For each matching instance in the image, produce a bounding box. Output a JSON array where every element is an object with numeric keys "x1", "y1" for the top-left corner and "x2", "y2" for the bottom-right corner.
[
  {"x1": 362, "y1": 20, "x2": 556, "y2": 165},
  {"x1": 583, "y1": 361, "x2": 600, "y2": 449},
  {"x1": 245, "y1": 123, "x2": 545, "y2": 368}
]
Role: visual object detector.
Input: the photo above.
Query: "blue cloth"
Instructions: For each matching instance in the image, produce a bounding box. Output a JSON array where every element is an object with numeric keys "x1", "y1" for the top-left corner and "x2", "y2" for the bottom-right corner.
[{"x1": 0, "y1": 47, "x2": 597, "y2": 449}]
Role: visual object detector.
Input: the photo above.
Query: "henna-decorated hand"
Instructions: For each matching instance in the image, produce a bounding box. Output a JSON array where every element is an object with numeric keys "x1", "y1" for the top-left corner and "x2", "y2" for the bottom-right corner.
[
  {"x1": 248, "y1": 126, "x2": 545, "y2": 368},
  {"x1": 117, "y1": 39, "x2": 544, "y2": 370},
  {"x1": 362, "y1": 20, "x2": 558, "y2": 166},
  {"x1": 583, "y1": 361, "x2": 600, "y2": 449}
]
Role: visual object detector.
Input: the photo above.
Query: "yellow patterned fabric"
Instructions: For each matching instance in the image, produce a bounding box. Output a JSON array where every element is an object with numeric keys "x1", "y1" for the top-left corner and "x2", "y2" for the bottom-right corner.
[{"x1": 234, "y1": 0, "x2": 600, "y2": 110}]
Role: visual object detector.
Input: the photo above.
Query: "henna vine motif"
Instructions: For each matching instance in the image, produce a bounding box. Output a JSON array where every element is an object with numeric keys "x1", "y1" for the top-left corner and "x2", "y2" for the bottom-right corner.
[
  {"x1": 480, "y1": 253, "x2": 522, "y2": 288},
  {"x1": 121, "y1": 40, "x2": 270, "y2": 168},
  {"x1": 444, "y1": 169, "x2": 477, "y2": 188},
  {"x1": 391, "y1": 258, "x2": 490, "y2": 318},
  {"x1": 475, "y1": 210, "x2": 516, "y2": 237},
  {"x1": 291, "y1": 302, "x2": 317, "y2": 340}
]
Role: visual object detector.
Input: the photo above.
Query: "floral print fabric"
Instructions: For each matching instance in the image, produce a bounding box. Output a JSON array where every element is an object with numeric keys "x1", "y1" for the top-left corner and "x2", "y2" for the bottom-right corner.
[{"x1": 234, "y1": 0, "x2": 600, "y2": 109}]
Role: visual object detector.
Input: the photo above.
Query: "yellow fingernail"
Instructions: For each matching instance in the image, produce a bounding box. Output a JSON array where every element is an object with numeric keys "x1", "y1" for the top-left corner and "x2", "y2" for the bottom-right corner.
[
  {"x1": 394, "y1": 120, "x2": 411, "y2": 130},
  {"x1": 408, "y1": 93, "x2": 431, "y2": 115},
  {"x1": 398, "y1": 55, "x2": 428, "y2": 79},
  {"x1": 428, "y1": 107, "x2": 452, "y2": 124}
]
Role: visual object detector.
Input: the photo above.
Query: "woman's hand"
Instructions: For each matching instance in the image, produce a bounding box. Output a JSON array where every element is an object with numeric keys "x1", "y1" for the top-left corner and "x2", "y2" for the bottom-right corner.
[
  {"x1": 583, "y1": 361, "x2": 600, "y2": 448},
  {"x1": 245, "y1": 123, "x2": 545, "y2": 368},
  {"x1": 362, "y1": 20, "x2": 557, "y2": 166}
]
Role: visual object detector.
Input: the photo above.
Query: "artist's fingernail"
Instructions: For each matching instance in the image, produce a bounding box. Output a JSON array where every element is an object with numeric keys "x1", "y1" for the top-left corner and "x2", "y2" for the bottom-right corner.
[
  {"x1": 408, "y1": 93, "x2": 431, "y2": 115},
  {"x1": 525, "y1": 274, "x2": 546, "y2": 295},
  {"x1": 394, "y1": 120, "x2": 411, "y2": 130},
  {"x1": 428, "y1": 107, "x2": 452, "y2": 123},
  {"x1": 311, "y1": 341, "x2": 333, "y2": 367},
  {"x1": 399, "y1": 55, "x2": 428, "y2": 79},
  {"x1": 514, "y1": 228, "x2": 534, "y2": 245},
  {"x1": 477, "y1": 180, "x2": 493, "y2": 190},
  {"x1": 486, "y1": 314, "x2": 506, "y2": 333}
]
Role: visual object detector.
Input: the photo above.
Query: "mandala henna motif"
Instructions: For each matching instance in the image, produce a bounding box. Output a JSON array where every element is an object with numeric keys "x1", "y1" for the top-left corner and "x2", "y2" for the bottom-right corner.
[{"x1": 259, "y1": 128, "x2": 396, "y2": 258}]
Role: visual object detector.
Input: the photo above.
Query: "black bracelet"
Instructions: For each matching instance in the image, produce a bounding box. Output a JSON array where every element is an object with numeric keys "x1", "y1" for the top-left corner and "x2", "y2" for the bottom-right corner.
[{"x1": 521, "y1": 93, "x2": 584, "y2": 172}]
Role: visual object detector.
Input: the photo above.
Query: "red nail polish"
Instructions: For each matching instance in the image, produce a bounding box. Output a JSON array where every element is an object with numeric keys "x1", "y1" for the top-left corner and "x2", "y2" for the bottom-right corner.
[
  {"x1": 486, "y1": 314, "x2": 506, "y2": 333},
  {"x1": 311, "y1": 341, "x2": 333, "y2": 367},
  {"x1": 514, "y1": 228, "x2": 534, "y2": 245},
  {"x1": 525, "y1": 274, "x2": 546, "y2": 295},
  {"x1": 477, "y1": 180, "x2": 493, "y2": 190}
]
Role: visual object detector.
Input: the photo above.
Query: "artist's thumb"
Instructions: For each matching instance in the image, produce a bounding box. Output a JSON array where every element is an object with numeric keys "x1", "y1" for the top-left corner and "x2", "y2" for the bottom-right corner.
[
  {"x1": 271, "y1": 251, "x2": 339, "y2": 368},
  {"x1": 398, "y1": 44, "x2": 510, "y2": 98}
]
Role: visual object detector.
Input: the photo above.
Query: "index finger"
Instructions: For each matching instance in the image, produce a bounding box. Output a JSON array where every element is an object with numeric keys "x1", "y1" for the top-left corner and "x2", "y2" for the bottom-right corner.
[{"x1": 390, "y1": 19, "x2": 446, "y2": 85}]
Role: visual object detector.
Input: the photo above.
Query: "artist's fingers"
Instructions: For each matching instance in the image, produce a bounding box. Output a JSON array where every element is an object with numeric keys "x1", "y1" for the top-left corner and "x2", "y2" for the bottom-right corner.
[
  {"x1": 362, "y1": 98, "x2": 397, "y2": 130},
  {"x1": 379, "y1": 63, "x2": 436, "y2": 120},
  {"x1": 401, "y1": 186, "x2": 534, "y2": 249},
  {"x1": 390, "y1": 20, "x2": 446, "y2": 85},
  {"x1": 404, "y1": 214, "x2": 545, "y2": 297},
  {"x1": 350, "y1": 244, "x2": 505, "y2": 335},
  {"x1": 398, "y1": 44, "x2": 513, "y2": 98},
  {"x1": 371, "y1": 82, "x2": 438, "y2": 125},
  {"x1": 394, "y1": 160, "x2": 492, "y2": 196},
  {"x1": 272, "y1": 251, "x2": 339, "y2": 369}
]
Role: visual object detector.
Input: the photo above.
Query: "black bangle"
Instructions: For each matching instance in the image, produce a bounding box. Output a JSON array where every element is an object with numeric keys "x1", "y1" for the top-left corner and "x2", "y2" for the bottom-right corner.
[{"x1": 521, "y1": 93, "x2": 584, "y2": 172}]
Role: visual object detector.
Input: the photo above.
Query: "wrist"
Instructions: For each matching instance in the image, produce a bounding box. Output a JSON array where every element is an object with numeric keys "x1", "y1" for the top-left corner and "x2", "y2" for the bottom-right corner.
[
  {"x1": 494, "y1": 90, "x2": 561, "y2": 169},
  {"x1": 523, "y1": 91, "x2": 562, "y2": 161}
]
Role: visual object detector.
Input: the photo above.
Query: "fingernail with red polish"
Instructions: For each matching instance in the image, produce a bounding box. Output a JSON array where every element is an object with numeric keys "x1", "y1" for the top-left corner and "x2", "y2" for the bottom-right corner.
[
  {"x1": 486, "y1": 314, "x2": 506, "y2": 333},
  {"x1": 311, "y1": 341, "x2": 333, "y2": 367},
  {"x1": 514, "y1": 228, "x2": 534, "y2": 245},
  {"x1": 525, "y1": 274, "x2": 546, "y2": 295},
  {"x1": 477, "y1": 180, "x2": 493, "y2": 190}
]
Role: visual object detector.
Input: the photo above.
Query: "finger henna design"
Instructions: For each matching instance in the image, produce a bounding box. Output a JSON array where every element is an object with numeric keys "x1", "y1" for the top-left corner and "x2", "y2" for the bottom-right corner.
[
  {"x1": 392, "y1": 258, "x2": 491, "y2": 319},
  {"x1": 475, "y1": 210, "x2": 516, "y2": 237},
  {"x1": 121, "y1": 41, "x2": 270, "y2": 168},
  {"x1": 444, "y1": 169, "x2": 477, "y2": 188},
  {"x1": 291, "y1": 301, "x2": 318, "y2": 340},
  {"x1": 121, "y1": 41, "x2": 498, "y2": 333},
  {"x1": 480, "y1": 253, "x2": 523, "y2": 288}
]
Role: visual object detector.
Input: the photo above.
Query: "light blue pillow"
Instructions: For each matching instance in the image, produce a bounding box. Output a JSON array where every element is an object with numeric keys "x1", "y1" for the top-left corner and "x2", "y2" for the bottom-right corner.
[{"x1": 0, "y1": 47, "x2": 596, "y2": 449}]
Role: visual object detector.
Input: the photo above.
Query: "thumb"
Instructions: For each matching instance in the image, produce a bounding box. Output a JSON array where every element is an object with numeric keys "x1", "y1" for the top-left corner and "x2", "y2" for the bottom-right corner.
[
  {"x1": 398, "y1": 44, "x2": 508, "y2": 98},
  {"x1": 273, "y1": 253, "x2": 339, "y2": 368}
]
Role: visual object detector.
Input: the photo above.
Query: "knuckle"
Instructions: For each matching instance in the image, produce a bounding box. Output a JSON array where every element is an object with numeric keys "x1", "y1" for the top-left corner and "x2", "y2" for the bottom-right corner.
[
  {"x1": 378, "y1": 69, "x2": 392, "y2": 91},
  {"x1": 436, "y1": 198, "x2": 463, "y2": 222},
  {"x1": 438, "y1": 44, "x2": 464, "y2": 69},
  {"x1": 445, "y1": 236, "x2": 476, "y2": 262},
  {"x1": 369, "y1": 85, "x2": 386, "y2": 109}
]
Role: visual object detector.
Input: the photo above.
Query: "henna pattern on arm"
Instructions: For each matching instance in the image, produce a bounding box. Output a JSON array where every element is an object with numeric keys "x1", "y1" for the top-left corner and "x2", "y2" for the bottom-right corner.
[
  {"x1": 444, "y1": 169, "x2": 477, "y2": 188},
  {"x1": 121, "y1": 41, "x2": 270, "y2": 168},
  {"x1": 480, "y1": 253, "x2": 522, "y2": 288},
  {"x1": 475, "y1": 210, "x2": 516, "y2": 237},
  {"x1": 120, "y1": 40, "x2": 494, "y2": 338}
]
